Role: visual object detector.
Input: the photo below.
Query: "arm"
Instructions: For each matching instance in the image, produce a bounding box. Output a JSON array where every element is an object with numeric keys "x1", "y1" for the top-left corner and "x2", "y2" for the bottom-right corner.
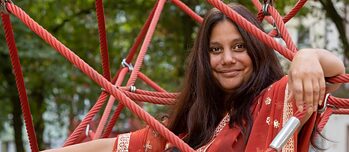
[
  {"x1": 288, "y1": 48, "x2": 345, "y2": 125},
  {"x1": 41, "y1": 138, "x2": 115, "y2": 152},
  {"x1": 42, "y1": 126, "x2": 168, "y2": 152}
]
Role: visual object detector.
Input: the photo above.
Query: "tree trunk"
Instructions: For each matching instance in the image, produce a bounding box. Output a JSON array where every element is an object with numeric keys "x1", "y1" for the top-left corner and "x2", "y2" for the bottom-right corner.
[
  {"x1": 319, "y1": 0, "x2": 349, "y2": 59},
  {"x1": 178, "y1": 0, "x2": 199, "y2": 77},
  {"x1": 12, "y1": 96, "x2": 25, "y2": 152},
  {"x1": 0, "y1": 53, "x2": 25, "y2": 152},
  {"x1": 1, "y1": 52, "x2": 46, "y2": 150},
  {"x1": 31, "y1": 87, "x2": 46, "y2": 150}
]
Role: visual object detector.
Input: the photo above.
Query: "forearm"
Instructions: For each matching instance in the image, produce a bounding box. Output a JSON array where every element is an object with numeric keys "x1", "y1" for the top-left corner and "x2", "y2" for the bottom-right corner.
[
  {"x1": 41, "y1": 138, "x2": 115, "y2": 152},
  {"x1": 298, "y1": 48, "x2": 345, "y2": 77}
]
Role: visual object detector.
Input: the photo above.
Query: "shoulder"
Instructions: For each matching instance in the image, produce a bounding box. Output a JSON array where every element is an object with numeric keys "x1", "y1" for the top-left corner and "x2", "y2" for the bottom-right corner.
[
  {"x1": 269, "y1": 75, "x2": 288, "y2": 90},
  {"x1": 256, "y1": 75, "x2": 288, "y2": 99}
]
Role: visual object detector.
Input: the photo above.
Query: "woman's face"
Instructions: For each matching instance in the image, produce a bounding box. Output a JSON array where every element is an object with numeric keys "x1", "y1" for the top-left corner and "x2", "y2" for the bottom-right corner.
[{"x1": 209, "y1": 20, "x2": 253, "y2": 92}]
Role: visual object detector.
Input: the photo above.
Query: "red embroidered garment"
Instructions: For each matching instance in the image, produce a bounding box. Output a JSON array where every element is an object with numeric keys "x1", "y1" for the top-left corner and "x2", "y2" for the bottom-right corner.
[{"x1": 112, "y1": 76, "x2": 317, "y2": 151}]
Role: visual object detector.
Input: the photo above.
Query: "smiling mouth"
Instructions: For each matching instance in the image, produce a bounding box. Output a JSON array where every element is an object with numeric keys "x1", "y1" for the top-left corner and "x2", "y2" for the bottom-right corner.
[{"x1": 219, "y1": 70, "x2": 241, "y2": 77}]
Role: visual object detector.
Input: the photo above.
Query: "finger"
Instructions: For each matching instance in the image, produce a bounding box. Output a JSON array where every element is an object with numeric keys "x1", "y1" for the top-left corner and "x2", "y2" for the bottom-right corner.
[
  {"x1": 319, "y1": 77, "x2": 326, "y2": 106},
  {"x1": 292, "y1": 77, "x2": 304, "y2": 111},
  {"x1": 312, "y1": 78, "x2": 320, "y2": 111},
  {"x1": 303, "y1": 78, "x2": 313, "y2": 113}
]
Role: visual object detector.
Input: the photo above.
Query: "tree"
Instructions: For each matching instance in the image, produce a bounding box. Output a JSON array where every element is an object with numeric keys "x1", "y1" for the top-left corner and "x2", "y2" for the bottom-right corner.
[
  {"x1": 1, "y1": 0, "x2": 200, "y2": 150},
  {"x1": 0, "y1": 48, "x2": 25, "y2": 152},
  {"x1": 318, "y1": 0, "x2": 349, "y2": 59},
  {"x1": 2, "y1": 0, "x2": 338, "y2": 151}
]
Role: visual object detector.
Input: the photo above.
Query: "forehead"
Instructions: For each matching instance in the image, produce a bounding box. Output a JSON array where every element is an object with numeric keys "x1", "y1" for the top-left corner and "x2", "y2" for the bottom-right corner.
[{"x1": 210, "y1": 20, "x2": 242, "y2": 42}]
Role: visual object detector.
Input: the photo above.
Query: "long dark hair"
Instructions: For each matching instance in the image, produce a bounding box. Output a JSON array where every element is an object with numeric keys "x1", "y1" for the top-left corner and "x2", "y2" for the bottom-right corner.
[{"x1": 168, "y1": 3, "x2": 283, "y2": 149}]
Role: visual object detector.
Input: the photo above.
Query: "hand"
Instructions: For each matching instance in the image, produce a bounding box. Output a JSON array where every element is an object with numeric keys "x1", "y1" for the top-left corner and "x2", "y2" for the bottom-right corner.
[{"x1": 288, "y1": 49, "x2": 326, "y2": 113}]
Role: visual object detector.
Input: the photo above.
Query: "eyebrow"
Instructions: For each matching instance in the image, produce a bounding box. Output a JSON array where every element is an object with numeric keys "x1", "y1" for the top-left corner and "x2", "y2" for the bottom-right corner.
[{"x1": 209, "y1": 38, "x2": 244, "y2": 45}]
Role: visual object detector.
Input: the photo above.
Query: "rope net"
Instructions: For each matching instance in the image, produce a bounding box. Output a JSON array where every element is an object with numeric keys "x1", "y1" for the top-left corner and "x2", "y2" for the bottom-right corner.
[{"x1": 1, "y1": 0, "x2": 349, "y2": 151}]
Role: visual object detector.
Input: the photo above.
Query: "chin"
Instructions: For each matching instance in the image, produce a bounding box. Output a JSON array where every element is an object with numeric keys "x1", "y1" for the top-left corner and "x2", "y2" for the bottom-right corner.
[{"x1": 221, "y1": 82, "x2": 242, "y2": 90}]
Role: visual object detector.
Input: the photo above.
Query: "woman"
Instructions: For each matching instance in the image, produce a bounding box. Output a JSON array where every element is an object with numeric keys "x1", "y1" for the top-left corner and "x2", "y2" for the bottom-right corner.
[{"x1": 44, "y1": 3, "x2": 345, "y2": 152}]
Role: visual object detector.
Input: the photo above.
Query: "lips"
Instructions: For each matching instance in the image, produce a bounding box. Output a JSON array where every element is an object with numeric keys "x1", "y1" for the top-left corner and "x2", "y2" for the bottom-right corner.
[{"x1": 218, "y1": 69, "x2": 242, "y2": 77}]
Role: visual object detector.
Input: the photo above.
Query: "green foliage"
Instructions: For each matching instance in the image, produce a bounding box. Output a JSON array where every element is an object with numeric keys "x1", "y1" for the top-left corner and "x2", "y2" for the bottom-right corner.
[{"x1": 1, "y1": 0, "x2": 341, "y2": 150}]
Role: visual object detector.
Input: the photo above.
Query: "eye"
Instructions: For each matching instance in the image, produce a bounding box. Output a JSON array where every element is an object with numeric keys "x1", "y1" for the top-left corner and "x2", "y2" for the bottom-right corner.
[
  {"x1": 209, "y1": 47, "x2": 222, "y2": 54},
  {"x1": 232, "y1": 43, "x2": 246, "y2": 52}
]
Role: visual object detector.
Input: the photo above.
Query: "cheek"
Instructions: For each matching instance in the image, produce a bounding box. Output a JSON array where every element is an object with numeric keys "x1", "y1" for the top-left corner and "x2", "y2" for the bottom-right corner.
[
  {"x1": 209, "y1": 55, "x2": 220, "y2": 67},
  {"x1": 245, "y1": 70, "x2": 252, "y2": 81},
  {"x1": 244, "y1": 66, "x2": 253, "y2": 81},
  {"x1": 243, "y1": 55, "x2": 253, "y2": 72},
  {"x1": 241, "y1": 55, "x2": 253, "y2": 81}
]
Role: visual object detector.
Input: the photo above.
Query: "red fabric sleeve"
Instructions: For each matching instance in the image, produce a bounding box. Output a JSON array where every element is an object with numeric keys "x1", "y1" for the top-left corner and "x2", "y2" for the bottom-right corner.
[{"x1": 113, "y1": 126, "x2": 167, "y2": 152}]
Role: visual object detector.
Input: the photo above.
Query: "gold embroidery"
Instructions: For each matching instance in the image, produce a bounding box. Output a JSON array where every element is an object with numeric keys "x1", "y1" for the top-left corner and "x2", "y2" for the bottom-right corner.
[
  {"x1": 266, "y1": 117, "x2": 271, "y2": 125},
  {"x1": 152, "y1": 129, "x2": 159, "y2": 137},
  {"x1": 196, "y1": 114, "x2": 230, "y2": 152},
  {"x1": 144, "y1": 140, "x2": 152, "y2": 152},
  {"x1": 273, "y1": 120, "x2": 280, "y2": 128},
  {"x1": 265, "y1": 97, "x2": 271, "y2": 105},
  {"x1": 282, "y1": 84, "x2": 295, "y2": 151},
  {"x1": 117, "y1": 133, "x2": 131, "y2": 152},
  {"x1": 213, "y1": 114, "x2": 230, "y2": 137}
]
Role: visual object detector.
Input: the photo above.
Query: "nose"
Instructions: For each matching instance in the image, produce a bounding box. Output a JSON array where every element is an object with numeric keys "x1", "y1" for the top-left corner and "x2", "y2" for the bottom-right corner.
[{"x1": 222, "y1": 49, "x2": 236, "y2": 65}]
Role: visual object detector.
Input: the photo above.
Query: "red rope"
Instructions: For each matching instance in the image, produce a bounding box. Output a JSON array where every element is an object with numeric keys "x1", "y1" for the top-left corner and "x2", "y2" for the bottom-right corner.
[
  {"x1": 102, "y1": 72, "x2": 169, "y2": 137},
  {"x1": 252, "y1": 0, "x2": 308, "y2": 38},
  {"x1": 96, "y1": 0, "x2": 111, "y2": 81},
  {"x1": 102, "y1": 102, "x2": 124, "y2": 138},
  {"x1": 170, "y1": 0, "x2": 203, "y2": 24},
  {"x1": 100, "y1": 3, "x2": 160, "y2": 137},
  {"x1": 317, "y1": 108, "x2": 333, "y2": 132},
  {"x1": 93, "y1": 68, "x2": 128, "y2": 139},
  {"x1": 64, "y1": 0, "x2": 132, "y2": 143},
  {"x1": 326, "y1": 74, "x2": 349, "y2": 83},
  {"x1": 125, "y1": 0, "x2": 158, "y2": 63},
  {"x1": 101, "y1": 64, "x2": 169, "y2": 138},
  {"x1": 327, "y1": 96, "x2": 349, "y2": 109},
  {"x1": 102, "y1": 73, "x2": 170, "y2": 137},
  {"x1": 207, "y1": 0, "x2": 295, "y2": 61},
  {"x1": 283, "y1": 0, "x2": 308, "y2": 23},
  {"x1": 252, "y1": 0, "x2": 273, "y2": 23},
  {"x1": 119, "y1": 87, "x2": 178, "y2": 98},
  {"x1": 65, "y1": 68, "x2": 123, "y2": 145},
  {"x1": 96, "y1": 0, "x2": 167, "y2": 139},
  {"x1": 267, "y1": 0, "x2": 308, "y2": 37},
  {"x1": 332, "y1": 109, "x2": 349, "y2": 114},
  {"x1": 268, "y1": 6, "x2": 297, "y2": 52},
  {"x1": 294, "y1": 110, "x2": 307, "y2": 120},
  {"x1": 92, "y1": 0, "x2": 113, "y2": 139},
  {"x1": 127, "y1": 0, "x2": 166, "y2": 85},
  {"x1": 6, "y1": 0, "x2": 349, "y2": 150},
  {"x1": 1, "y1": 14, "x2": 39, "y2": 152},
  {"x1": 135, "y1": 89, "x2": 177, "y2": 98},
  {"x1": 64, "y1": 92, "x2": 109, "y2": 146},
  {"x1": 138, "y1": 72, "x2": 167, "y2": 92},
  {"x1": 122, "y1": 90, "x2": 176, "y2": 105},
  {"x1": 99, "y1": 2, "x2": 160, "y2": 138},
  {"x1": 6, "y1": 3, "x2": 194, "y2": 151}
]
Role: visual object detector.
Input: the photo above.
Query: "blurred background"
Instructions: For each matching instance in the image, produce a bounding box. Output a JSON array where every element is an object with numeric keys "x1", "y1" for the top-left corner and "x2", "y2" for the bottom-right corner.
[{"x1": 0, "y1": 0, "x2": 348, "y2": 151}]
